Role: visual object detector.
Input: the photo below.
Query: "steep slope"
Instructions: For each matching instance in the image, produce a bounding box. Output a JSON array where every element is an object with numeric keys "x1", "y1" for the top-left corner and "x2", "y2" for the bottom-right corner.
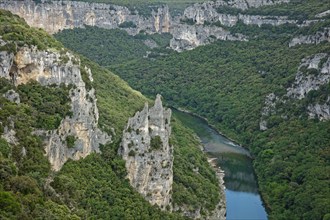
[
  {"x1": 0, "y1": 9, "x2": 223, "y2": 219},
  {"x1": 50, "y1": 1, "x2": 330, "y2": 219}
]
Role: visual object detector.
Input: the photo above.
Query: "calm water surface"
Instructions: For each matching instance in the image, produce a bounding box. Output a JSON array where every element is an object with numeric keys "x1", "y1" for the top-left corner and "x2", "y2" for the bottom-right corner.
[{"x1": 173, "y1": 109, "x2": 268, "y2": 220}]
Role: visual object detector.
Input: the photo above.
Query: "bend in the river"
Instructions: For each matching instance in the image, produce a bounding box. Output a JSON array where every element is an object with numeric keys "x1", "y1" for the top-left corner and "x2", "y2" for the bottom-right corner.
[{"x1": 173, "y1": 109, "x2": 268, "y2": 220}]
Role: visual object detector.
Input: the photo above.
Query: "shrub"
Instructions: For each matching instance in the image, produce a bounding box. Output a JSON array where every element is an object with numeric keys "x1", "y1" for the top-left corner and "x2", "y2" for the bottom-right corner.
[
  {"x1": 150, "y1": 135, "x2": 162, "y2": 150},
  {"x1": 118, "y1": 21, "x2": 137, "y2": 29},
  {"x1": 128, "y1": 150, "x2": 136, "y2": 157},
  {"x1": 66, "y1": 135, "x2": 76, "y2": 148}
]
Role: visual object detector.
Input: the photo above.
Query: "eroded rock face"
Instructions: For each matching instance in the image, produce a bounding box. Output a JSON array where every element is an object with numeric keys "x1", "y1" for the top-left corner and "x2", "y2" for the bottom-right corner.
[
  {"x1": 0, "y1": 41, "x2": 110, "y2": 171},
  {"x1": 259, "y1": 53, "x2": 330, "y2": 128},
  {"x1": 289, "y1": 28, "x2": 330, "y2": 47},
  {"x1": 3, "y1": 89, "x2": 20, "y2": 104},
  {"x1": 259, "y1": 93, "x2": 278, "y2": 131},
  {"x1": 119, "y1": 94, "x2": 173, "y2": 210},
  {"x1": 0, "y1": 0, "x2": 171, "y2": 35},
  {"x1": 287, "y1": 53, "x2": 330, "y2": 99},
  {"x1": 308, "y1": 97, "x2": 330, "y2": 121},
  {"x1": 215, "y1": 0, "x2": 290, "y2": 10},
  {"x1": 0, "y1": 0, "x2": 297, "y2": 51},
  {"x1": 315, "y1": 10, "x2": 330, "y2": 18},
  {"x1": 170, "y1": 24, "x2": 247, "y2": 51},
  {"x1": 183, "y1": 2, "x2": 296, "y2": 27}
]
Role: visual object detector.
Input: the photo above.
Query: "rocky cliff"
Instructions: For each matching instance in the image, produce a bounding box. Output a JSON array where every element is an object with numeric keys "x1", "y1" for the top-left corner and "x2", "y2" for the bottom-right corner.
[
  {"x1": 1, "y1": 0, "x2": 311, "y2": 51},
  {"x1": 215, "y1": 0, "x2": 290, "y2": 10},
  {"x1": 260, "y1": 53, "x2": 330, "y2": 130},
  {"x1": 170, "y1": 23, "x2": 247, "y2": 51},
  {"x1": 0, "y1": 0, "x2": 170, "y2": 35},
  {"x1": 289, "y1": 28, "x2": 330, "y2": 47},
  {"x1": 119, "y1": 94, "x2": 173, "y2": 210},
  {"x1": 183, "y1": 2, "x2": 299, "y2": 27},
  {"x1": 0, "y1": 38, "x2": 110, "y2": 171}
]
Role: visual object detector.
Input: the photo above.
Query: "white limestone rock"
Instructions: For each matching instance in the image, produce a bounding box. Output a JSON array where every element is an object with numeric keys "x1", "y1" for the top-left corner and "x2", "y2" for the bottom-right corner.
[{"x1": 119, "y1": 94, "x2": 173, "y2": 210}]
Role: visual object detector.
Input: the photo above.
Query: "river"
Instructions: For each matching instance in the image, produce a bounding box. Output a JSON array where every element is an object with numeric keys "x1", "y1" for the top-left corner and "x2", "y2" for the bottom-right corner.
[{"x1": 173, "y1": 109, "x2": 268, "y2": 220}]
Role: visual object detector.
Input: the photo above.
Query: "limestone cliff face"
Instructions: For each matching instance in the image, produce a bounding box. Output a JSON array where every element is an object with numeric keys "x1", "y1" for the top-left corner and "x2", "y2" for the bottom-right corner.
[
  {"x1": 0, "y1": 0, "x2": 170, "y2": 35},
  {"x1": 215, "y1": 0, "x2": 289, "y2": 10},
  {"x1": 259, "y1": 53, "x2": 330, "y2": 129},
  {"x1": 0, "y1": 39, "x2": 110, "y2": 171},
  {"x1": 170, "y1": 23, "x2": 247, "y2": 51},
  {"x1": 182, "y1": 0, "x2": 320, "y2": 29},
  {"x1": 0, "y1": 0, "x2": 299, "y2": 51},
  {"x1": 289, "y1": 28, "x2": 330, "y2": 47},
  {"x1": 119, "y1": 94, "x2": 173, "y2": 210},
  {"x1": 307, "y1": 98, "x2": 330, "y2": 121},
  {"x1": 286, "y1": 53, "x2": 330, "y2": 100}
]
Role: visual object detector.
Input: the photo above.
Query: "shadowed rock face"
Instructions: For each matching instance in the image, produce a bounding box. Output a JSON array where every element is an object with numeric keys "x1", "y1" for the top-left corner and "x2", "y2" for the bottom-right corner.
[
  {"x1": 0, "y1": 39, "x2": 110, "y2": 171},
  {"x1": 119, "y1": 94, "x2": 173, "y2": 210}
]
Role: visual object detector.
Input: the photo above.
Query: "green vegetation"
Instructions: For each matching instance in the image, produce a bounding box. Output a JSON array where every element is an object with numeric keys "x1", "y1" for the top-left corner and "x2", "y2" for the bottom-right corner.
[
  {"x1": 55, "y1": 26, "x2": 173, "y2": 66},
  {"x1": 51, "y1": 154, "x2": 185, "y2": 219},
  {"x1": 18, "y1": 81, "x2": 72, "y2": 130},
  {"x1": 150, "y1": 135, "x2": 163, "y2": 150},
  {"x1": 54, "y1": 3, "x2": 330, "y2": 218},
  {"x1": 118, "y1": 21, "x2": 137, "y2": 28},
  {"x1": 171, "y1": 119, "x2": 220, "y2": 213},
  {"x1": 66, "y1": 136, "x2": 77, "y2": 148},
  {"x1": 0, "y1": 9, "x2": 62, "y2": 51}
]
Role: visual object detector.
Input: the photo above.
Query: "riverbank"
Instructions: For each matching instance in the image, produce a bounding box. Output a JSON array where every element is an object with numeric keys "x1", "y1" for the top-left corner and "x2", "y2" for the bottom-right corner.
[
  {"x1": 173, "y1": 108, "x2": 268, "y2": 219},
  {"x1": 176, "y1": 107, "x2": 252, "y2": 158},
  {"x1": 207, "y1": 158, "x2": 226, "y2": 220}
]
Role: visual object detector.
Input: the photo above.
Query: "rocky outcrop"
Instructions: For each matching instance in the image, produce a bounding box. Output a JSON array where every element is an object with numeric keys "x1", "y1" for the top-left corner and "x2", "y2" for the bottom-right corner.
[
  {"x1": 289, "y1": 28, "x2": 330, "y2": 47},
  {"x1": 1, "y1": 121, "x2": 18, "y2": 146},
  {"x1": 119, "y1": 94, "x2": 173, "y2": 210},
  {"x1": 287, "y1": 53, "x2": 330, "y2": 99},
  {"x1": 170, "y1": 24, "x2": 247, "y2": 51},
  {"x1": 3, "y1": 89, "x2": 20, "y2": 104},
  {"x1": 308, "y1": 97, "x2": 330, "y2": 121},
  {"x1": 315, "y1": 10, "x2": 330, "y2": 18},
  {"x1": 205, "y1": 159, "x2": 226, "y2": 220},
  {"x1": 259, "y1": 93, "x2": 278, "y2": 131},
  {"x1": 183, "y1": 3, "x2": 297, "y2": 27},
  {"x1": 259, "y1": 53, "x2": 330, "y2": 129},
  {"x1": 0, "y1": 39, "x2": 110, "y2": 171}
]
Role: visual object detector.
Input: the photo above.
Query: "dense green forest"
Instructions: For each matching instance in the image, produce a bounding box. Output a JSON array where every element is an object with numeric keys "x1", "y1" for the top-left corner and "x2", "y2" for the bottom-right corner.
[
  {"x1": 55, "y1": 27, "x2": 173, "y2": 67},
  {"x1": 0, "y1": 10, "x2": 221, "y2": 219},
  {"x1": 55, "y1": 2, "x2": 330, "y2": 219}
]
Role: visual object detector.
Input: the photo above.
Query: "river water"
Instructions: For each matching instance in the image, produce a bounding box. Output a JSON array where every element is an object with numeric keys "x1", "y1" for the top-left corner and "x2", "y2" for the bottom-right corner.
[{"x1": 173, "y1": 109, "x2": 268, "y2": 220}]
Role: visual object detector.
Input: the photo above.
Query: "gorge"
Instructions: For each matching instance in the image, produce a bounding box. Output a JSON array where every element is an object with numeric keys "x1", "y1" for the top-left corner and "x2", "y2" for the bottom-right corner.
[{"x1": 0, "y1": 0, "x2": 329, "y2": 219}]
